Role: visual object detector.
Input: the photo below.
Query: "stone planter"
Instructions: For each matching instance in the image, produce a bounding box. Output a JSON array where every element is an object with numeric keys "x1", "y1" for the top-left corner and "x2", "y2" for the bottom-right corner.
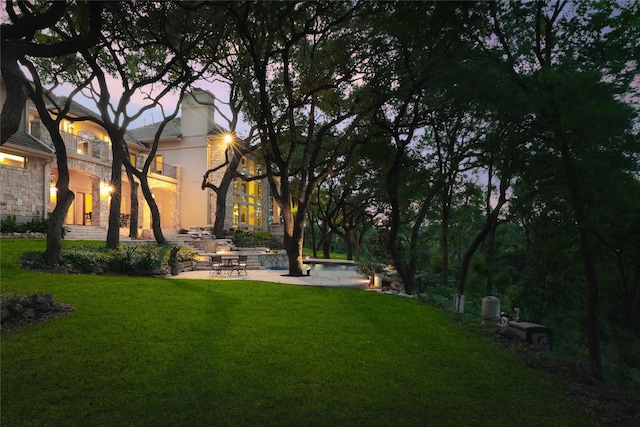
[{"x1": 168, "y1": 261, "x2": 195, "y2": 276}]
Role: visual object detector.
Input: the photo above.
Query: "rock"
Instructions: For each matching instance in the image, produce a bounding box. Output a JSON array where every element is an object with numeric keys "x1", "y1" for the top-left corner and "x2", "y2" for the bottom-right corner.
[
  {"x1": 51, "y1": 302, "x2": 65, "y2": 312},
  {"x1": 1, "y1": 294, "x2": 75, "y2": 335}
]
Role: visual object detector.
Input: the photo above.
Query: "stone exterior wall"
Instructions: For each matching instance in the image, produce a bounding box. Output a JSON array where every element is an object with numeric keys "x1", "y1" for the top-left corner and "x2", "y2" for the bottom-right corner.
[{"x1": 0, "y1": 156, "x2": 51, "y2": 222}]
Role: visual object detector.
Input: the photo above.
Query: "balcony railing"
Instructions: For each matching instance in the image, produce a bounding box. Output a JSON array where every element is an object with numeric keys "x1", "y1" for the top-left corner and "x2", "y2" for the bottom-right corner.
[
  {"x1": 61, "y1": 131, "x2": 112, "y2": 162},
  {"x1": 150, "y1": 160, "x2": 177, "y2": 179},
  {"x1": 60, "y1": 131, "x2": 177, "y2": 179}
]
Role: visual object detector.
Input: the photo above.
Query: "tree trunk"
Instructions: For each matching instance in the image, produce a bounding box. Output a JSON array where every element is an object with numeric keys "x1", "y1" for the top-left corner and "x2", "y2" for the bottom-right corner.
[
  {"x1": 577, "y1": 215, "x2": 603, "y2": 380},
  {"x1": 213, "y1": 167, "x2": 236, "y2": 237},
  {"x1": 485, "y1": 220, "x2": 498, "y2": 295},
  {"x1": 106, "y1": 151, "x2": 123, "y2": 249},
  {"x1": 344, "y1": 230, "x2": 353, "y2": 260},
  {"x1": 127, "y1": 170, "x2": 139, "y2": 239},
  {"x1": 282, "y1": 205, "x2": 305, "y2": 276},
  {"x1": 458, "y1": 221, "x2": 492, "y2": 297},
  {"x1": 441, "y1": 202, "x2": 450, "y2": 288},
  {"x1": 45, "y1": 188, "x2": 74, "y2": 265},
  {"x1": 558, "y1": 141, "x2": 603, "y2": 381},
  {"x1": 321, "y1": 232, "x2": 331, "y2": 259},
  {"x1": 457, "y1": 174, "x2": 508, "y2": 299},
  {"x1": 213, "y1": 192, "x2": 227, "y2": 237},
  {"x1": 25, "y1": 70, "x2": 76, "y2": 265},
  {"x1": 622, "y1": 259, "x2": 640, "y2": 367},
  {"x1": 307, "y1": 213, "x2": 318, "y2": 259},
  {"x1": 140, "y1": 178, "x2": 166, "y2": 244}
]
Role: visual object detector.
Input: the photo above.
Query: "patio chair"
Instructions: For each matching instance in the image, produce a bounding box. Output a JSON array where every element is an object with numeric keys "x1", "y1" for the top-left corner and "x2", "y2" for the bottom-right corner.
[
  {"x1": 237, "y1": 255, "x2": 248, "y2": 275},
  {"x1": 209, "y1": 255, "x2": 223, "y2": 277}
]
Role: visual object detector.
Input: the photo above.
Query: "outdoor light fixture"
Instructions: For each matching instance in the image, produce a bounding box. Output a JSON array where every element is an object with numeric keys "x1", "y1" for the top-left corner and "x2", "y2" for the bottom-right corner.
[{"x1": 100, "y1": 181, "x2": 113, "y2": 196}]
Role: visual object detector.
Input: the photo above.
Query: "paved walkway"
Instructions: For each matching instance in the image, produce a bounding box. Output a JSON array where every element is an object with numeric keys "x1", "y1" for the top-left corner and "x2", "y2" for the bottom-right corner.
[{"x1": 168, "y1": 266, "x2": 370, "y2": 288}]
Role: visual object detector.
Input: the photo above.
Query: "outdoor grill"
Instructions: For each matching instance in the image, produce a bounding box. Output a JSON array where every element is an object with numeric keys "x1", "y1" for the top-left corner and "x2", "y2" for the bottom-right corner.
[{"x1": 507, "y1": 321, "x2": 553, "y2": 350}]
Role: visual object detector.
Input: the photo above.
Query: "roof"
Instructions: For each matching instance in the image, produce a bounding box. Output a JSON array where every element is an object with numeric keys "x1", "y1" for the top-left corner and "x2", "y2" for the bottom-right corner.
[
  {"x1": 130, "y1": 118, "x2": 182, "y2": 141},
  {"x1": 130, "y1": 118, "x2": 229, "y2": 143},
  {"x1": 3, "y1": 131, "x2": 55, "y2": 157},
  {"x1": 51, "y1": 96, "x2": 102, "y2": 120},
  {"x1": 28, "y1": 97, "x2": 147, "y2": 149}
]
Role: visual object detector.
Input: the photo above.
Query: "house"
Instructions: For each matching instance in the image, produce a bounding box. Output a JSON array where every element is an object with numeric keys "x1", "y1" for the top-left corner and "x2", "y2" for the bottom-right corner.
[
  {"x1": 130, "y1": 88, "x2": 275, "y2": 234},
  {"x1": 1, "y1": 74, "x2": 178, "y2": 233},
  {"x1": 1, "y1": 75, "x2": 275, "y2": 237}
]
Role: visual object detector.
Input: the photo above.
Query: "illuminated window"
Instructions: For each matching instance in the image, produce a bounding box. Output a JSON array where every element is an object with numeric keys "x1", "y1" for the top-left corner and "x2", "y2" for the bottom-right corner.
[
  {"x1": 231, "y1": 156, "x2": 264, "y2": 229},
  {"x1": 154, "y1": 155, "x2": 163, "y2": 174},
  {"x1": 0, "y1": 152, "x2": 26, "y2": 168}
]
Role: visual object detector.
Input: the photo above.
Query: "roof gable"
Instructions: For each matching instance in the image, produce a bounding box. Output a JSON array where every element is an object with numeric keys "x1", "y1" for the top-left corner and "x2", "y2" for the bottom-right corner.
[
  {"x1": 130, "y1": 118, "x2": 182, "y2": 141},
  {"x1": 4, "y1": 131, "x2": 55, "y2": 156}
]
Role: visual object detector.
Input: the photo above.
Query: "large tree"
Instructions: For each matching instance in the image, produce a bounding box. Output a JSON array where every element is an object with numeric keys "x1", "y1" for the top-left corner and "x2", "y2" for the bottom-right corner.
[
  {"x1": 1, "y1": 1, "x2": 103, "y2": 145},
  {"x1": 226, "y1": 1, "x2": 374, "y2": 275},
  {"x1": 366, "y1": 1, "x2": 473, "y2": 294},
  {"x1": 199, "y1": 77, "x2": 263, "y2": 237},
  {"x1": 469, "y1": 0, "x2": 640, "y2": 380},
  {"x1": 1, "y1": 1, "x2": 104, "y2": 264}
]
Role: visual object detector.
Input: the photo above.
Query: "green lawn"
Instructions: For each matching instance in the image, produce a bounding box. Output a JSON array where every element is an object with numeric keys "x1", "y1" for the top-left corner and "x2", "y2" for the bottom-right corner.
[{"x1": 1, "y1": 239, "x2": 592, "y2": 426}]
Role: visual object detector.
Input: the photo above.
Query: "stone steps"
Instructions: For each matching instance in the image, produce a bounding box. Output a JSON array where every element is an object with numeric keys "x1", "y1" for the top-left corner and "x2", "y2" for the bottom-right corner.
[
  {"x1": 64, "y1": 226, "x2": 283, "y2": 271},
  {"x1": 64, "y1": 225, "x2": 108, "y2": 241},
  {"x1": 64, "y1": 226, "x2": 149, "y2": 241}
]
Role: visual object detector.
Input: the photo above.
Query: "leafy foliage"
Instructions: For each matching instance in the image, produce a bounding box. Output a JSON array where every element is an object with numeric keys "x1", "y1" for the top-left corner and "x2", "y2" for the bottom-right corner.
[
  {"x1": 1, "y1": 215, "x2": 48, "y2": 234},
  {"x1": 20, "y1": 244, "x2": 197, "y2": 276},
  {"x1": 232, "y1": 230, "x2": 282, "y2": 250}
]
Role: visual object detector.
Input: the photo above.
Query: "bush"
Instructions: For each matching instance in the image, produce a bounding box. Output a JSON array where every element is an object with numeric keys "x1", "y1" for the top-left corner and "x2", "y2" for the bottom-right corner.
[
  {"x1": 60, "y1": 247, "x2": 111, "y2": 274},
  {"x1": 1, "y1": 216, "x2": 19, "y2": 233},
  {"x1": 1, "y1": 214, "x2": 56, "y2": 234},
  {"x1": 355, "y1": 259, "x2": 385, "y2": 277},
  {"x1": 133, "y1": 245, "x2": 165, "y2": 273},
  {"x1": 21, "y1": 244, "x2": 198, "y2": 276},
  {"x1": 0, "y1": 292, "x2": 25, "y2": 320},
  {"x1": 232, "y1": 230, "x2": 282, "y2": 249},
  {"x1": 23, "y1": 217, "x2": 48, "y2": 233}
]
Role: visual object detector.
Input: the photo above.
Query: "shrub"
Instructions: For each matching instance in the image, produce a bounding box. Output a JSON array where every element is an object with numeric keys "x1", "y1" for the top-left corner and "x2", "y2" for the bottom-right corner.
[
  {"x1": 1, "y1": 214, "x2": 57, "y2": 234},
  {"x1": 20, "y1": 244, "x2": 198, "y2": 276},
  {"x1": 232, "y1": 230, "x2": 282, "y2": 249},
  {"x1": 170, "y1": 246, "x2": 199, "y2": 263},
  {"x1": 59, "y1": 247, "x2": 111, "y2": 274},
  {"x1": 23, "y1": 217, "x2": 48, "y2": 233},
  {"x1": 355, "y1": 259, "x2": 385, "y2": 277},
  {"x1": 133, "y1": 245, "x2": 162, "y2": 273},
  {"x1": 1, "y1": 216, "x2": 19, "y2": 233},
  {"x1": 0, "y1": 292, "x2": 25, "y2": 320},
  {"x1": 108, "y1": 245, "x2": 139, "y2": 274}
]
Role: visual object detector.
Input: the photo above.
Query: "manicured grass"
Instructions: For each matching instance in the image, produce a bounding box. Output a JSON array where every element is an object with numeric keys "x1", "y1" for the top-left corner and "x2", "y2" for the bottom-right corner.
[
  {"x1": 1, "y1": 239, "x2": 592, "y2": 426},
  {"x1": 303, "y1": 247, "x2": 348, "y2": 260}
]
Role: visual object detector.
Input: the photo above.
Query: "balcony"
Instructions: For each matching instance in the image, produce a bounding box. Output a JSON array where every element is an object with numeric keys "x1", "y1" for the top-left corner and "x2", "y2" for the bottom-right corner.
[
  {"x1": 61, "y1": 131, "x2": 112, "y2": 162},
  {"x1": 60, "y1": 131, "x2": 177, "y2": 179},
  {"x1": 150, "y1": 160, "x2": 177, "y2": 179}
]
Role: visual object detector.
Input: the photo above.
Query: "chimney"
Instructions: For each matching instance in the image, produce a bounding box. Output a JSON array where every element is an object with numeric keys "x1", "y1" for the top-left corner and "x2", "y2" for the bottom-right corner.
[{"x1": 181, "y1": 89, "x2": 216, "y2": 137}]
